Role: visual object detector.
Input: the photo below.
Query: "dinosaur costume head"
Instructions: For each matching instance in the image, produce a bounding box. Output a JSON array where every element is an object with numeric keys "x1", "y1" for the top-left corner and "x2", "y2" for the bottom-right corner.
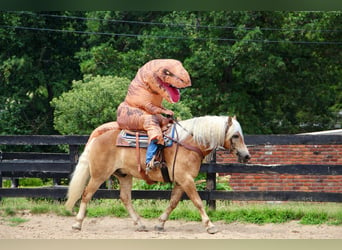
[{"x1": 140, "y1": 59, "x2": 191, "y2": 103}]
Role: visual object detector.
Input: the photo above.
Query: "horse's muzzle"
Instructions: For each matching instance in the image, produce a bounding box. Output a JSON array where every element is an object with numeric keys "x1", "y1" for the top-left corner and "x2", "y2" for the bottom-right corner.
[{"x1": 237, "y1": 153, "x2": 251, "y2": 163}]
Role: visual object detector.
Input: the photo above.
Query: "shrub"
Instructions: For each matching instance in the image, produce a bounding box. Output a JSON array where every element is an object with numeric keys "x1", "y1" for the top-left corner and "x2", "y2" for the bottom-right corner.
[{"x1": 51, "y1": 75, "x2": 130, "y2": 135}]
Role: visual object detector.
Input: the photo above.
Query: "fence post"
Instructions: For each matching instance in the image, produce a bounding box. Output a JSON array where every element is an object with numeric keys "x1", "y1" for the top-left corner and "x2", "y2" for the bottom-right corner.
[
  {"x1": 62, "y1": 144, "x2": 80, "y2": 186},
  {"x1": 206, "y1": 150, "x2": 216, "y2": 210},
  {"x1": 69, "y1": 145, "x2": 79, "y2": 172},
  {"x1": 11, "y1": 178, "x2": 19, "y2": 188},
  {"x1": 0, "y1": 171, "x2": 2, "y2": 201},
  {"x1": 0, "y1": 150, "x2": 2, "y2": 200}
]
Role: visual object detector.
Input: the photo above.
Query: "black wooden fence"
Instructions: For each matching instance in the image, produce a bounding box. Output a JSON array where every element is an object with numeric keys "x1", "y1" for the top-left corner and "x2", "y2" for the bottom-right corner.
[{"x1": 0, "y1": 134, "x2": 342, "y2": 207}]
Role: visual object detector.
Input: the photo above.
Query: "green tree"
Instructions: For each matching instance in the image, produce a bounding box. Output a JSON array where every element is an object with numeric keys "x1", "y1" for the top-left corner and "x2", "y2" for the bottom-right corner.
[
  {"x1": 1, "y1": 11, "x2": 341, "y2": 135},
  {"x1": 140, "y1": 11, "x2": 341, "y2": 134},
  {"x1": 75, "y1": 11, "x2": 168, "y2": 78},
  {"x1": 0, "y1": 11, "x2": 85, "y2": 134},
  {"x1": 233, "y1": 11, "x2": 342, "y2": 133}
]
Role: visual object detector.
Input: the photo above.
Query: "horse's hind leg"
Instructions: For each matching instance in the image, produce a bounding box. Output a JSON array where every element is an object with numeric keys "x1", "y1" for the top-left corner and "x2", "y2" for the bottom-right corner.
[
  {"x1": 155, "y1": 184, "x2": 184, "y2": 232},
  {"x1": 72, "y1": 177, "x2": 105, "y2": 230},
  {"x1": 117, "y1": 175, "x2": 147, "y2": 231}
]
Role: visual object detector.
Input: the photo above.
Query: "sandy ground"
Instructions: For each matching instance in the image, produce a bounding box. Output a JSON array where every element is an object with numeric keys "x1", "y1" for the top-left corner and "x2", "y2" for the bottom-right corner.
[{"x1": 0, "y1": 213, "x2": 342, "y2": 239}]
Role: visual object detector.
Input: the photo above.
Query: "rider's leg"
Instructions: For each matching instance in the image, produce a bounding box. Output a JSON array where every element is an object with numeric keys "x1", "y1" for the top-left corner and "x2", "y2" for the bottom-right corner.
[
  {"x1": 145, "y1": 139, "x2": 164, "y2": 167},
  {"x1": 143, "y1": 116, "x2": 164, "y2": 168},
  {"x1": 146, "y1": 139, "x2": 159, "y2": 164}
]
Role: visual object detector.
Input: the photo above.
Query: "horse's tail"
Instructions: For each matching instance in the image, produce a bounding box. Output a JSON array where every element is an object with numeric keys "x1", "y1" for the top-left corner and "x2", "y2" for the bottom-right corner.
[{"x1": 65, "y1": 139, "x2": 94, "y2": 211}]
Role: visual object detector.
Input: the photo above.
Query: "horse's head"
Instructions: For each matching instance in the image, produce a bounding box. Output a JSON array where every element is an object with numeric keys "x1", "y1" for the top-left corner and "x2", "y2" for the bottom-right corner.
[{"x1": 223, "y1": 116, "x2": 251, "y2": 163}]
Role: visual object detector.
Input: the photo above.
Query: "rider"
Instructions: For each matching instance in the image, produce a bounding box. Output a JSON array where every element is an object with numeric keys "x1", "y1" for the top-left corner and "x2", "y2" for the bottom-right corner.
[{"x1": 116, "y1": 59, "x2": 191, "y2": 169}]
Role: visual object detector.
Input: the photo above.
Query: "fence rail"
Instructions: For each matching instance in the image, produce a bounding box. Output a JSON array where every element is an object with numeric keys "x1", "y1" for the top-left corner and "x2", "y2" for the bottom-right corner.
[
  {"x1": 1, "y1": 134, "x2": 341, "y2": 145},
  {"x1": 1, "y1": 134, "x2": 342, "y2": 205}
]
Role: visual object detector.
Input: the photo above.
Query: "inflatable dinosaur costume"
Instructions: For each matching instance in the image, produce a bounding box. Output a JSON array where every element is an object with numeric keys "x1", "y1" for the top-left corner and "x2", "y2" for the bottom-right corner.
[
  {"x1": 88, "y1": 59, "x2": 191, "y2": 169},
  {"x1": 117, "y1": 59, "x2": 191, "y2": 168}
]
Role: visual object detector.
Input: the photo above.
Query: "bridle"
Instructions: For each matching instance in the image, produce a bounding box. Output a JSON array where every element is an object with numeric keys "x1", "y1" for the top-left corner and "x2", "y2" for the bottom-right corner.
[
  {"x1": 212, "y1": 121, "x2": 237, "y2": 157},
  {"x1": 228, "y1": 134, "x2": 239, "y2": 154}
]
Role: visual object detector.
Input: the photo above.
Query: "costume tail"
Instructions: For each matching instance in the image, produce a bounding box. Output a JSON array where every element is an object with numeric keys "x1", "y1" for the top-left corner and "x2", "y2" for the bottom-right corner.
[{"x1": 65, "y1": 139, "x2": 94, "y2": 211}]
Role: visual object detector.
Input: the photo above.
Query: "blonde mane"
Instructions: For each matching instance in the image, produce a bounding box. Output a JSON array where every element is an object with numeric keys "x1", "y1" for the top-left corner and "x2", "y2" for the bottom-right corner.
[{"x1": 175, "y1": 116, "x2": 230, "y2": 150}]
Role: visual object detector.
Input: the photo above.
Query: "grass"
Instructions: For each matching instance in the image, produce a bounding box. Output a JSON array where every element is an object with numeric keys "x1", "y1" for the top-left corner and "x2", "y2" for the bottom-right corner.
[
  {"x1": 6, "y1": 217, "x2": 29, "y2": 226},
  {"x1": 0, "y1": 198, "x2": 341, "y2": 226}
]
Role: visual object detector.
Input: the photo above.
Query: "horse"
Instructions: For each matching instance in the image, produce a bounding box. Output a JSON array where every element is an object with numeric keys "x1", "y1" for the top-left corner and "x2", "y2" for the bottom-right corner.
[{"x1": 65, "y1": 115, "x2": 251, "y2": 234}]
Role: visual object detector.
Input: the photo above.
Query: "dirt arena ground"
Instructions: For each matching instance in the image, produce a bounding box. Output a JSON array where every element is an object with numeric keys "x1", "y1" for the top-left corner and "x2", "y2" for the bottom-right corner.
[{"x1": 1, "y1": 213, "x2": 342, "y2": 239}]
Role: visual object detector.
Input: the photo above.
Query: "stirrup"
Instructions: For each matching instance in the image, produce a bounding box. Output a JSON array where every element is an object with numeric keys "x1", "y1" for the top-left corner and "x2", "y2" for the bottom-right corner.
[{"x1": 145, "y1": 156, "x2": 161, "y2": 174}]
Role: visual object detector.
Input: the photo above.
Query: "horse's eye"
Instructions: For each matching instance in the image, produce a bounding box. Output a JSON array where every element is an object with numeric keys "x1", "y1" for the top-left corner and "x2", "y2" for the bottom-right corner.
[{"x1": 232, "y1": 135, "x2": 239, "y2": 139}]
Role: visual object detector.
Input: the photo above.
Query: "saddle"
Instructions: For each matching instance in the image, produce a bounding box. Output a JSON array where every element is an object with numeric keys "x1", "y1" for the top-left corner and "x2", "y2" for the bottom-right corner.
[
  {"x1": 116, "y1": 125, "x2": 175, "y2": 148},
  {"x1": 116, "y1": 125, "x2": 175, "y2": 184}
]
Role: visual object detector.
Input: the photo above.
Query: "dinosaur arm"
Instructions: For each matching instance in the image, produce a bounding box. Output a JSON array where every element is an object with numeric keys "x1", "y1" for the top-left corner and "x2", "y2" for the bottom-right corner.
[
  {"x1": 143, "y1": 102, "x2": 174, "y2": 116},
  {"x1": 126, "y1": 82, "x2": 174, "y2": 116}
]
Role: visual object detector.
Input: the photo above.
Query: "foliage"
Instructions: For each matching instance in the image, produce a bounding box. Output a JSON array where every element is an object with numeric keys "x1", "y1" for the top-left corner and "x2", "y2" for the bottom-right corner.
[
  {"x1": 30, "y1": 204, "x2": 51, "y2": 214},
  {"x1": 131, "y1": 173, "x2": 231, "y2": 191},
  {"x1": 0, "y1": 11, "x2": 341, "y2": 135},
  {"x1": 300, "y1": 211, "x2": 328, "y2": 225},
  {"x1": 18, "y1": 178, "x2": 44, "y2": 187},
  {"x1": 1, "y1": 178, "x2": 53, "y2": 188},
  {"x1": 132, "y1": 179, "x2": 173, "y2": 191},
  {"x1": 7, "y1": 217, "x2": 29, "y2": 227},
  {"x1": 51, "y1": 75, "x2": 130, "y2": 134},
  {"x1": 0, "y1": 11, "x2": 85, "y2": 134}
]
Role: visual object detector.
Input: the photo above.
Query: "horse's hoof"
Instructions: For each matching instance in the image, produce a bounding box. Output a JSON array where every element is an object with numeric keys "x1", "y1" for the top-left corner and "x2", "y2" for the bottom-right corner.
[
  {"x1": 154, "y1": 225, "x2": 165, "y2": 232},
  {"x1": 72, "y1": 224, "x2": 82, "y2": 231},
  {"x1": 136, "y1": 225, "x2": 148, "y2": 232},
  {"x1": 207, "y1": 226, "x2": 219, "y2": 234}
]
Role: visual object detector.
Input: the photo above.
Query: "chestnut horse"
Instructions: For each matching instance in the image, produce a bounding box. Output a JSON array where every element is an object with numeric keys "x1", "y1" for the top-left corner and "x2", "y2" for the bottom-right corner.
[{"x1": 65, "y1": 115, "x2": 250, "y2": 234}]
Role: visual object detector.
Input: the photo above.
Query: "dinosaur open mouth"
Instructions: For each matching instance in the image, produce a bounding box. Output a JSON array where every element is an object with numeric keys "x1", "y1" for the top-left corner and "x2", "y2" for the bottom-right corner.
[{"x1": 158, "y1": 79, "x2": 181, "y2": 103}]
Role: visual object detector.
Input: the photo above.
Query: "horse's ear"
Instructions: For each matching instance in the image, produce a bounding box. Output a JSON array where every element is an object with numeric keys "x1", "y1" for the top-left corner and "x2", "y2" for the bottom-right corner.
[{"x1": 228, "y1": 116, "x2": 233, "y2": 127}]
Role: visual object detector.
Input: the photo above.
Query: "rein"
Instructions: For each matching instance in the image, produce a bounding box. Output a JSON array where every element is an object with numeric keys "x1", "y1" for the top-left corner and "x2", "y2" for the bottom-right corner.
[
  {"x1": 164, "y1": 134, "x2": 204, "y2": 159},
  {"x1": 161, "y1": 118, "x2": 204, "y2": 183}
]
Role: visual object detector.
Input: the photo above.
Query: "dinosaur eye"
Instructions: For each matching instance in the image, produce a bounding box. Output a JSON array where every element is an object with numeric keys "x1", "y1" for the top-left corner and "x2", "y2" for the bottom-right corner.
[{"x1": 164, "y1": 69, "x2": 171, "y2": 75}]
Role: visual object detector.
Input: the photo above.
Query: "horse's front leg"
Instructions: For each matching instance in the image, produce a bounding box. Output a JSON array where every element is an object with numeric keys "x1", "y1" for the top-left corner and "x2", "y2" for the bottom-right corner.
[
  {"x1": 155, "y1": 183, "x2": 184, "y2": 232},
  {"x1": 118, "y1": 175, "x2": 147, "y2": 231},
  {"x1": 180, "y1": 178, "x2": 219, "y2": 234}
]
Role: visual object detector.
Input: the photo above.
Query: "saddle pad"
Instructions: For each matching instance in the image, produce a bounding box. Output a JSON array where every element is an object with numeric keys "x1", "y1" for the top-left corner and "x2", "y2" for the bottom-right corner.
[{"x1": 116, "y1": 125, "x2": 175, "y2": 148}]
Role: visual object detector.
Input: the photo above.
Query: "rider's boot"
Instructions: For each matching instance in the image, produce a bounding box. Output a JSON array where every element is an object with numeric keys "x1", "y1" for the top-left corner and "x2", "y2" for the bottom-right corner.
[{"x1": 146, "y1": 139, "x2": 164, "y2": 172}]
